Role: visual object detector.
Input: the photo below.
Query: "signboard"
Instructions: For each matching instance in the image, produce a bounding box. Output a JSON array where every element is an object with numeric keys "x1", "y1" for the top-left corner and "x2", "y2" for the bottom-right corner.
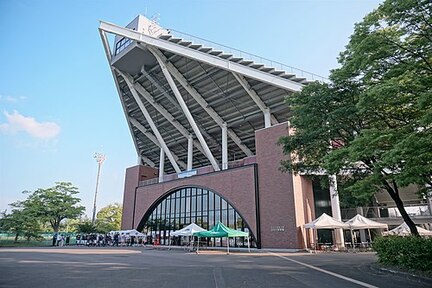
[
  {"x1": 177, "y1": 169, "x2": 197, "y2": 179},
  {"x1": 271, "y1": 226, "x2": 285, "y2": 232}
]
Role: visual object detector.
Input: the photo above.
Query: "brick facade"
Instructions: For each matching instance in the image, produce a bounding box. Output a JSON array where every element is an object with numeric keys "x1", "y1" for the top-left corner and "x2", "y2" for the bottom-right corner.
[{"x1": 121, "y1": 121, "x2": 315, "y2": 249}]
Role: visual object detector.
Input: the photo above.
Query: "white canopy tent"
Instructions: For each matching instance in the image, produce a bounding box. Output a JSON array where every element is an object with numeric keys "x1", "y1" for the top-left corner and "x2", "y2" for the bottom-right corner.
[
  {"x1": 304, "y1": 213, "x2": 350, "y2": 251},
  {"x1": 345, "y1": 214, "x2": 388, "y2": 230},
  {"x1": 304, "y1": 213, "x2": 350, "y2": 229},
  {"x1": 345, "y1": 214, "x2": 388, "y2": 248},
  {"x1": 169, "y1": 223, "x2": 207, "y2": 249},
  {"x1": 384, "y1": 222, "x2": 432, "y2": 237},
  {"x1": 171, "y1": 223, "x2": 207, "y2": 236}
]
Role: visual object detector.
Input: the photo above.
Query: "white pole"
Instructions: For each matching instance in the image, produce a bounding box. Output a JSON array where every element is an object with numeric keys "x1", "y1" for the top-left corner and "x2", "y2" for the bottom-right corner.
[
  {"x1": 92, "y1": 153, "x2": 105, "y2": 225},
  {"x1": 314, "y1": 229, "x2": 317, "y2": 253},
  {"x1": 329, "y1": 174, "x2": 345, "y2": 248},
  {"x1": 222, "y1": 124, "x2": 228, "y2": 170},
  {"x1": 159, "y1": 148, "x2": 165, "y2": 183},
  {"x1": 368, "y1": 228, "x2": 372, "y2": 247},
  {"x1": 197, "y1": 237, "x2": 200, "y2": 254},
  {"x1": 227, "y1": 237, "x2": 230, "y2": 255},
  {"x1": 187, "y1": 136, "x2": 193, "y2": 171},
  {"x1": 247, "y1": 236, "x2": 250, "y2": 253},
  {"x1": 264, "y1": 108, "x2": 271, "y2": 128}
]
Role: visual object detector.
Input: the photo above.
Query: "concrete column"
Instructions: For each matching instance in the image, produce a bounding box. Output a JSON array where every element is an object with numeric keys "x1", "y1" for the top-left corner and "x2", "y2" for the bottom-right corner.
[
  {"x1": 329, "y1": 174, "x2": 345, "y2": 248},
  {"x1": 264, "y1": 108, "x2": 271, "y2": 128},
  {"x1": 222, "y1": 123, "x2": 228, "y2": 170},
  {"x1": 159, "y1": 149, "x2": 165, "y2": 183},
  {"x1": 187, "y1": 136, "x2": 193, "y2": 171}
]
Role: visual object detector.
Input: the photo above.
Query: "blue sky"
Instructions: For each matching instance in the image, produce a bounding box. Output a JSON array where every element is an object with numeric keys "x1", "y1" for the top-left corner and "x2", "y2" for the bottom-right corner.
[{"x1": 0, "y1": 0, "x2": 382, "y2": 216}]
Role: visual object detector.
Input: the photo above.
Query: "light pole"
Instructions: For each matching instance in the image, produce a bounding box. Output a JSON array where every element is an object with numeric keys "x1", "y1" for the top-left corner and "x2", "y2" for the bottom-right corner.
[{"x1": 92, "y1": 152, "x2": 106, "y2": 225}]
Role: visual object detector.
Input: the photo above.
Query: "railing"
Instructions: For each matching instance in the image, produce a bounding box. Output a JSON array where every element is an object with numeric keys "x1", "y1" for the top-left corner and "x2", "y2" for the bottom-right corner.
[
  {"x1": 164, "y1": 28, "x2": 328, "y2": 83},
  {"x1": 341, "y1": 204, "x2": 431, "y2": 220}
]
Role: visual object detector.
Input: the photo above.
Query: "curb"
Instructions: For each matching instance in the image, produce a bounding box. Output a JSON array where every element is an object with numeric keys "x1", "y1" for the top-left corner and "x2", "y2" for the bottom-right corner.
[{"x1": 370, "y1": 263, "x2": 432, "y2": 283}]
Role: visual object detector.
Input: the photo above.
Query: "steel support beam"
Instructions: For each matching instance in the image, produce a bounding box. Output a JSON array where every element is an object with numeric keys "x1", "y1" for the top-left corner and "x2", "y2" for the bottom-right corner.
[
  {"x1": 232, "y1": 72, "x2": 278, "y2": 128},
  {"x1": 148, "y1": 46, "x2": 220, "y2": 171},
  {"x1": 222, "y1": 123, "x2": 228, "y2": 170},
  {"x1": 139, "y1": 155, "x2": 156, "y2": 167},
  {"x1": 140, "y1": 68, "x2": 182, "y2": 112},
  {"x1": 115, "y1": 68, "x2": 208, "y2": 159},
  {"x1": 129, "y1": 117, "x2": 187, "y2": 169},
  {"x1": 121, "y1": 72, "x2": 182, "y2": 173},
  {"x1": 140, "y1": 68, "x2": 221, "y2": 151},
  {"x1": 147, "y1": 46, "x2": 253, "y2": 157}
]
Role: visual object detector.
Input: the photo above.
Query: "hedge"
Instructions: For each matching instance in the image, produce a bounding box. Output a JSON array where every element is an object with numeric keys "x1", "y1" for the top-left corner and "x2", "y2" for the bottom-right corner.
[{"x1": 373, "y1": 236, "x2": 432, "y2": 271}]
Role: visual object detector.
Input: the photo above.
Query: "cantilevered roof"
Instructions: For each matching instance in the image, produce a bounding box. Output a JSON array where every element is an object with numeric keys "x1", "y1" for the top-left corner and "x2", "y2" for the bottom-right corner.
[{"x1": 99, "y1": 15, "x2": 325, "y2": 174}]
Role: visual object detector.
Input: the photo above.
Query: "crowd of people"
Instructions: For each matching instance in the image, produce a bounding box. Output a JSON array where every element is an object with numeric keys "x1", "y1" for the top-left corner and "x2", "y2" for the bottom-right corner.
[
  {"x1": 51, "y1": 233, "x2": 71, "y2": 246},
  {"x1": 52, "y1": 232, "x2": 148, "y2": 247}
]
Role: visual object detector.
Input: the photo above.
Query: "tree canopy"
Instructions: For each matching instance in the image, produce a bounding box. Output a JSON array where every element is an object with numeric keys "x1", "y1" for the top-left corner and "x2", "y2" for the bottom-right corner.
[
  {"x1": 18, "y1": 182, "x2": 85, "y2": 232},
  {"x1": 95, "y1": 203, "x2": 122, "y2": 233},
  {"x1": 0, "y1": 204, "x2": 42, "y2": 241},
  {"x1": 0, "y1": 182, "x2": 85, "y2": 239},
  {"x1": 280, "y1": 0, "x2": 431, "y2": 236}
]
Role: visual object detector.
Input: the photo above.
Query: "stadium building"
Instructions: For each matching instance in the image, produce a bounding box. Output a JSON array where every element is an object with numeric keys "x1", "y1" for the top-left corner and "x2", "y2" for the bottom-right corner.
[{"x1": 99, "y1": 15, "x2": 431, "y2": 249}]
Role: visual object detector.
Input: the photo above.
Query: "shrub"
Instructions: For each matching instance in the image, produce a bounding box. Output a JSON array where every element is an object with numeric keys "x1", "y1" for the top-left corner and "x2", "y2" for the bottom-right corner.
[{"x1": 373, "y1": 236, "x2": 432, "y2": 271}]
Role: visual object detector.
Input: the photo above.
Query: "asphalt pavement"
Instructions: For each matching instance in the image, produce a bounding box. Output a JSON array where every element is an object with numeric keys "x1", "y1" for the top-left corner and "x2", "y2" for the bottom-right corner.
[{"x1": 0, "y1": 246, "x2": 430, "y2": 288}]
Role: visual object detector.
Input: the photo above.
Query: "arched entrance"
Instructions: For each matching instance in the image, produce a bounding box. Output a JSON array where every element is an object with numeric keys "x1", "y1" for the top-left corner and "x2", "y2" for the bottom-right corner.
[{"x1": 137, "y1": 186, "x2": 256, "y2": 247}]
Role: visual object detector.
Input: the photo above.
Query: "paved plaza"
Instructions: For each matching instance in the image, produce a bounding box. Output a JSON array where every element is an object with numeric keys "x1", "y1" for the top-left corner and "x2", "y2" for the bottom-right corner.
[{"x1": 0, "y1": 247, "x2": 431, "y2": 288}]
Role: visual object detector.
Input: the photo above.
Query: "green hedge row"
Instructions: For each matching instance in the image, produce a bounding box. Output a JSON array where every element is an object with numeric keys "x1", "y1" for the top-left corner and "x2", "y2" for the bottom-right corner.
[{"x1": 373, "y1": 236, "x2": 432, "y2": 271}]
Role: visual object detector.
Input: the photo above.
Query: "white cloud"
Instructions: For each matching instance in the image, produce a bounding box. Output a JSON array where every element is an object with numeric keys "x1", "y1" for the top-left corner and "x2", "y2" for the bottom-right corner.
[
  {"x1": 0, "y1": 110, "x2": 61, "y2": 140},
  {"x1": 0, "y1": 94, "x2": 27, "y2": 103}
]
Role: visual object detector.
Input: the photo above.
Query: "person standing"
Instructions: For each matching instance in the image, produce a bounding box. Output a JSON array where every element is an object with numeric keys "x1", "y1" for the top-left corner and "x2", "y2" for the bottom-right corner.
[{"x1": 52, "y1": 233, "x2": 57, "y2": 246}]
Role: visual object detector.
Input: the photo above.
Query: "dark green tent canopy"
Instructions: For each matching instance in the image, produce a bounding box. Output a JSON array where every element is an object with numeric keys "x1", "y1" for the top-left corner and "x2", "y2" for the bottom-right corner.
[
  {"x1": 193, "y1": 222, "x2": 250, "y2": 254},
  {"x1": 193, "y1": 222, "x2": 248, "y2": 238}
]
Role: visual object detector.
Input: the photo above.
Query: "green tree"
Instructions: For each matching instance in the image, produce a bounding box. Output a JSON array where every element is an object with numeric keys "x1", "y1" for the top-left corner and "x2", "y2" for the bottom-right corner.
[
  {"x1": 0, "y1": 203, "x2": 42, "y2": 241},
  {"x1": 76, "y1": 220, "x2": 97, "y2": 234},
  {"x1": 95, "y1": 203, "x2": 122, "y2": 233},
  {"x1": 280, "y1": 0, "x2": 431, "y2": 236},
  {"x1": 22, "y1": 182, "x2": 85, "y2": 232}
]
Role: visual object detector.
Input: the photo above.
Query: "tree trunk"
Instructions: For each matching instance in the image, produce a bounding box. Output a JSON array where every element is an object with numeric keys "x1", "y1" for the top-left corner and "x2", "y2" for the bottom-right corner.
[
  {"x1": 14, "y1": 233, "x2": 19, "y2": 242},
  {"x1": 385, "y1": 183, "x2": 419, "y2": 237}
]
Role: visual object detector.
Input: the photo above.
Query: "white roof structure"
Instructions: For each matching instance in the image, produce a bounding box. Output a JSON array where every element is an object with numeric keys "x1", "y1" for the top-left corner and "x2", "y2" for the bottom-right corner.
[
  {"x1": 304, "y1": 213, "x2": 350, "y2": 229},
  {"x1": 384, "y1": 222, "x2": 432, "y2": 236},
  {"x1": 345, "y1": 214, "x2": 388, "y2": 230},
  {"x1": 99, "y1": 15, "x2": 325, "y2": 175},
  {"x1": 171, "y1": 223, "x2": 206, "y2": 236}
]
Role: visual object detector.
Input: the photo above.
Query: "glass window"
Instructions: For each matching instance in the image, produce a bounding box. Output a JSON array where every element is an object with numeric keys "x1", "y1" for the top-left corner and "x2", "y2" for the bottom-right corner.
[
  {"x1": 197, "y1": 194, "x2": 202, "y2": 212},
  {"x1": 222, "y1": 199, "x2": 227, "y2": 210},
  {"x1": 215, "y1": 195, "x2": 220, "y2": 210},
  {"x1": 209, "y1": 193, "x2": 214, "y2": 211},
  {"x1": 203, "y1": 193, "x2": 208, "y2": 211},
  {"x1": 141, "y1": 187, "x2": 255, "y2": 248}
]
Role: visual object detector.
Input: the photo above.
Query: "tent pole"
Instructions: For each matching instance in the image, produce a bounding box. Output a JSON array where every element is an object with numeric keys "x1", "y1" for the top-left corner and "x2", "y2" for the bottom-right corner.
[
  {"x1": 197, "y1": 237, "x2": 200, "y2": 254},
  {"x1": 247, "y1": 236, "x2": 250, "y2": 253},
  {"x1": 314, "y1": 229, "x2": 317, "y2": 253},
  {"x1": 368, "y1": 228, "x2": 372, "y2": 247},
  {"x1": 227, "y1": 237, "x2": 230, "y2": 255},
  {"x1": 351, "y1": 229, "x2": 355, "y2": 252}
]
